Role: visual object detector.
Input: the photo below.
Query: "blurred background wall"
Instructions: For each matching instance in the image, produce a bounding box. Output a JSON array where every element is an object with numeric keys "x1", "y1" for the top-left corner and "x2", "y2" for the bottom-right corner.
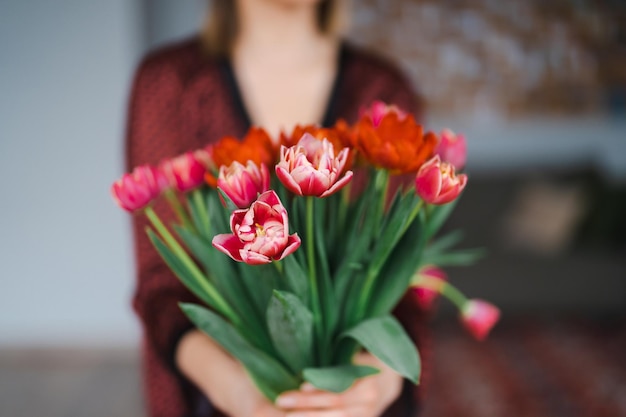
[{"x1": 0, "y1": 0, "x2": 145, "y2": 348}]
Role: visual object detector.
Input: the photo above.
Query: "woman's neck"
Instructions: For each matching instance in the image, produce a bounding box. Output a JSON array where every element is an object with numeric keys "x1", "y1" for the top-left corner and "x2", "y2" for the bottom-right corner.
[{"x1": 233, "y1": 0, "x2": 332, "y2": 66}]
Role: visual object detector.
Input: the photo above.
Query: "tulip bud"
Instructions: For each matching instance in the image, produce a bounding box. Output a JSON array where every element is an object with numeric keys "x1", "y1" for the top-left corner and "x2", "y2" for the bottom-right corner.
[
  {"x1": 160, "y1": 152, "x2": 206, "y2": 192},
  {"x1": 435, "y1": 129, "x2": 467, "y2": 170},
  {"x1": 217, "y1": 161, "x2": 270, "y2": 208},
  {"x1": 460, "y1": 299, "x2": 500, "y2": 341},
  {"x1": 415, "y1": 155, "x2": 467, "y2": 205},
  {"x1": 111, "y1": 165, "x2": 167, "y2": 212}
]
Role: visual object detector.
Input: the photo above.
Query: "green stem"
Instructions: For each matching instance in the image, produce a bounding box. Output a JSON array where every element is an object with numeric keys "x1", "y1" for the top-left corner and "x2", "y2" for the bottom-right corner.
[
  {"x1": 413, "y1": 275, "x2": 468, "y2": 310},
  {"x1": 424, "y1": 204, "x2": 432, "y2": 224},
  {"x1": 306, "y1": 197, "x2": 322, "y2": 363},
  {"x1": 144, "y1": 206, "x2": 241, "y2": 326},
  {"x1": 165, "y1": 189, "x2": 193, "y2": 230},
  {"x1": 273, "y1": 260, "x2": 284, "y2": 275},
  {"x1": 192, "y1": 189, "x2": 211, "y2": 236}
]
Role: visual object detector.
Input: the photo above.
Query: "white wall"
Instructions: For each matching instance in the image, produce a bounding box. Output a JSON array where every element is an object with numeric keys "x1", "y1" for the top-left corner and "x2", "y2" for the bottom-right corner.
[
  {"x1": 143, "y1": 0, "x2": 207, "y2": 49},
  {"x1": 0, "y1": 0, "x2": 144, "y2": 347}
]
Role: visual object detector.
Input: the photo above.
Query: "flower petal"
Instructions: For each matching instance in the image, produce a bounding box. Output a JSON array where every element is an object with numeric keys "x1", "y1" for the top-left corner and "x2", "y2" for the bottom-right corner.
[
  {"x1": 276, "y1": 165, "x2": 304, "y2": 195},
  {"x1": 319, "y1": 170, "x2": 353, "y2": 198},
  {"x1": 275, "y1": 234, "x2": 302, "y2": 261},
  {"x1": 240, "y1": 250, "x2": 272, "y2": 265},
  {"x1": 415, "y1": 164, "x2": 442, "y2": 203},
  {"x1": 212, "y1": 234, "x2": 244, "y2": 262}
]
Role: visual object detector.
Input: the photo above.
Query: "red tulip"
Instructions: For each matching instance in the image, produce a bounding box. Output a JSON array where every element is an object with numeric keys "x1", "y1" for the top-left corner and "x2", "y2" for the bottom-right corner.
[
  {"x1": 276, "y1": 133, "x2": 353, "y2": 198},
  {"x1": 360, "y1": 100, "x2": 407, "y2": 128},
  {"x1": 411, "y1": 265, "x2": 447, "y2": 310},
  {"x1": 160, "y1": 152, "x2": 206, "y2": 192},
  {"x1": 111, "y1": 165, "x2": 167, "y2": 212},
  {"x1": 353, "y1": 103, "x2": 436, "y2": 174},
  {"x1": 212, "y1": 191, "x2": 301, "y2": 265},
  {"x1": 217, "y1": 161, "x2": 270, "y2": 208},
  {"x1": 460, "y1": 299, "x2": 500, "y2": 341},
  {"x1": 415, "y1": 155, "x2": 467, "y2": 205},
  {"x1": 435, "y1": 129, "x2": 467, "y2": 170}
]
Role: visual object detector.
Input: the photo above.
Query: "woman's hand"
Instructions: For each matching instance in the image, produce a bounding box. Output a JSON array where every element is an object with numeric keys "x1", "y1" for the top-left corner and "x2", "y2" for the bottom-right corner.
[
  {"x1": 275, "y1": 352, "x2": 403, "y2": 417},
  {"x1": 176, "y1": 330, "x2": 282, "y2": 417},
  {"x1": 177, "y1": 332, "x2": 402, "y2": 417}
]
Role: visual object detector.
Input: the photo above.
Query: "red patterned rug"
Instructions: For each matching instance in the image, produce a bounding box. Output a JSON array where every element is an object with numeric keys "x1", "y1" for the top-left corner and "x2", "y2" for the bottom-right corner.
[{"x1": 421, "y1": 318, "x2": 626, "y2": 417}]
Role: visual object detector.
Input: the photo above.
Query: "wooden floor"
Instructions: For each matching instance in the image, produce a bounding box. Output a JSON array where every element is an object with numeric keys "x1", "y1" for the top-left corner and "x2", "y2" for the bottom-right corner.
[
  {"x1": 0, "y1": 349, "x2": 144, "y2": 417},
  {"x1": 2, "y1": 318, "x2": 625, "y2": 417}
]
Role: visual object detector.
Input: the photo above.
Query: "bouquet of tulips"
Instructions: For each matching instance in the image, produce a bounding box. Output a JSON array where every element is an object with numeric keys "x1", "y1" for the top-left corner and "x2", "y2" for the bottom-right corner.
[{"x1": 112, "y1": 101, "x2": 500, "y2": 400}]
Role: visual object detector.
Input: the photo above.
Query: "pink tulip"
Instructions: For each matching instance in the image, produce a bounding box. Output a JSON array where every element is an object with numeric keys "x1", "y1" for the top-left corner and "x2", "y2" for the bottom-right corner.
[
  {"x1": 276, "y1": 133, "x2": 353, "y2": 198},
  {"x1": 194, "y1": 146, "x2": 217, "y2": 173},
  {"x1": 160, "y1": 152, "x2": 206, "y2": 192},
  {"x1": 217, "y1": 161, "x2": 270, "y2": 208},
  {"x1": 212, "y1": 191, "x2": 301, "y2": 265},
  {"x1": 111, "y1": 165, "x2": 168, "y2": 212},
  {"x1": 360, "y1": 100, "x2": 407, "y2": 128},
  {"x1": 411, "y1": 265, "x2": 447, "y2": 310},
  {"x1": 415, "y1": 155, "x2": 467, "y2": 205},
  {"x1": 435, "y1": 129, "x2": 467, "y2": 170},
  {"x1": 460, "y1": 299, "x2": 500, "y2": 341}
]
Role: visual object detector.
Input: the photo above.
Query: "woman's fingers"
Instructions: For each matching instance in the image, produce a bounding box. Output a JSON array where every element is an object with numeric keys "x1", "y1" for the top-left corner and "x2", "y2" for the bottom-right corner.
[
  {"x1": 276, "y1": 379, "x2": 377, "y2": 410},
  {"x1": 276, "y1": 390, "x2": 344, "y2": 410},
  {"x1": 284, "y1": 407, "x2": 370, "y2": 417}
]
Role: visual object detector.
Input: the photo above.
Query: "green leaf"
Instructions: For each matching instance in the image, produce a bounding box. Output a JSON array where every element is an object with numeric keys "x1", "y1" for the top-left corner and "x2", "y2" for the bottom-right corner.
[
  {"x1": 236, "y1": 262, "x2": 277, "y2": 323},
  {"x1": 313, "y1": 197, "x2": 337, "y2": 346},
  {"x1": 282, "y1": 255, "x2": 309, "y2": 301},
  {"x1": 333, "y1": 183, "x2": 379, "y2": 302},
  {"x1": 173, "y1": 227, "x2": 239, "y2": 306},
  {"x1": 147, "y1": 229, "x2": 214, "y2": 308},
  {"x1": 324, "y1": 193, "x2": 340, "y2": 257},
  {"x1": 339, "y1": 193, "x2": 420, "y2": 327},
  {"x1": 266, "y1": 290, "x2": 314, "y2": 373},
  {"x1": 173, "y1": 226, "x2": 216, "y2": 272},
  {"x1": 366, "y1": 193, "x2": 419, "y2": 279},
  {"x1": 303, "y1": 365, "x2": 379, "y2": 392},
  {"x1": 180, "y1": 303, "x2": 300, "y2": 401},
  {"x1": 423, "y1": 248, "x2": 486, "y2": 267},
  {"x1": 342, "y1": 315, "x2": 421, "y2": 384},
  {"x1": 207, "y1": 191, "x2": 230, "y2": 233},
  {"x1": 369, "y1": 219, "x2": 426, "y2": 317},
  {"x1": 173, "y1": 225, "x2": 269, "y2": 344},
  {"x1": 425, "y1": 230, "x2": 465, "y2": 255},
  {"x1": 186, "y1": 193, "x2": 203, "y2": 234},
  {"x1": 217, "y1": 187, "x2": 239, "y2": 212}
]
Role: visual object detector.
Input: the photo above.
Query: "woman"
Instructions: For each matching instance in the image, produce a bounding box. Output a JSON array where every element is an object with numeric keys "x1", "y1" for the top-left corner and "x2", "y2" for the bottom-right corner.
[{"x1": 127, "y1": 0, "x2": 429, "y2": 416}]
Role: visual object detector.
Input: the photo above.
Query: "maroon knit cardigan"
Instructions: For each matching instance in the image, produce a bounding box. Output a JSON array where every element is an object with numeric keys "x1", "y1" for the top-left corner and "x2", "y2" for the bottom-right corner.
[{"x1": 126, "y1": 37, "x2": 430, "y2": 417}]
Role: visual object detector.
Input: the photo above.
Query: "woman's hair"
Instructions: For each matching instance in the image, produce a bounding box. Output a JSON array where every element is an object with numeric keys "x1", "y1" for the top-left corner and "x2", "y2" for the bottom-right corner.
[{"x1": 201, "y1": 0, "x2": 349, "y2": 56}]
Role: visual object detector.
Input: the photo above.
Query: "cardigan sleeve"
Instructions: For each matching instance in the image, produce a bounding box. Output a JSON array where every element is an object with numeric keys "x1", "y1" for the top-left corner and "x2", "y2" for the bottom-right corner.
[{"x1": 125, "y1": 54, "x2": 200, "y2": 417}]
